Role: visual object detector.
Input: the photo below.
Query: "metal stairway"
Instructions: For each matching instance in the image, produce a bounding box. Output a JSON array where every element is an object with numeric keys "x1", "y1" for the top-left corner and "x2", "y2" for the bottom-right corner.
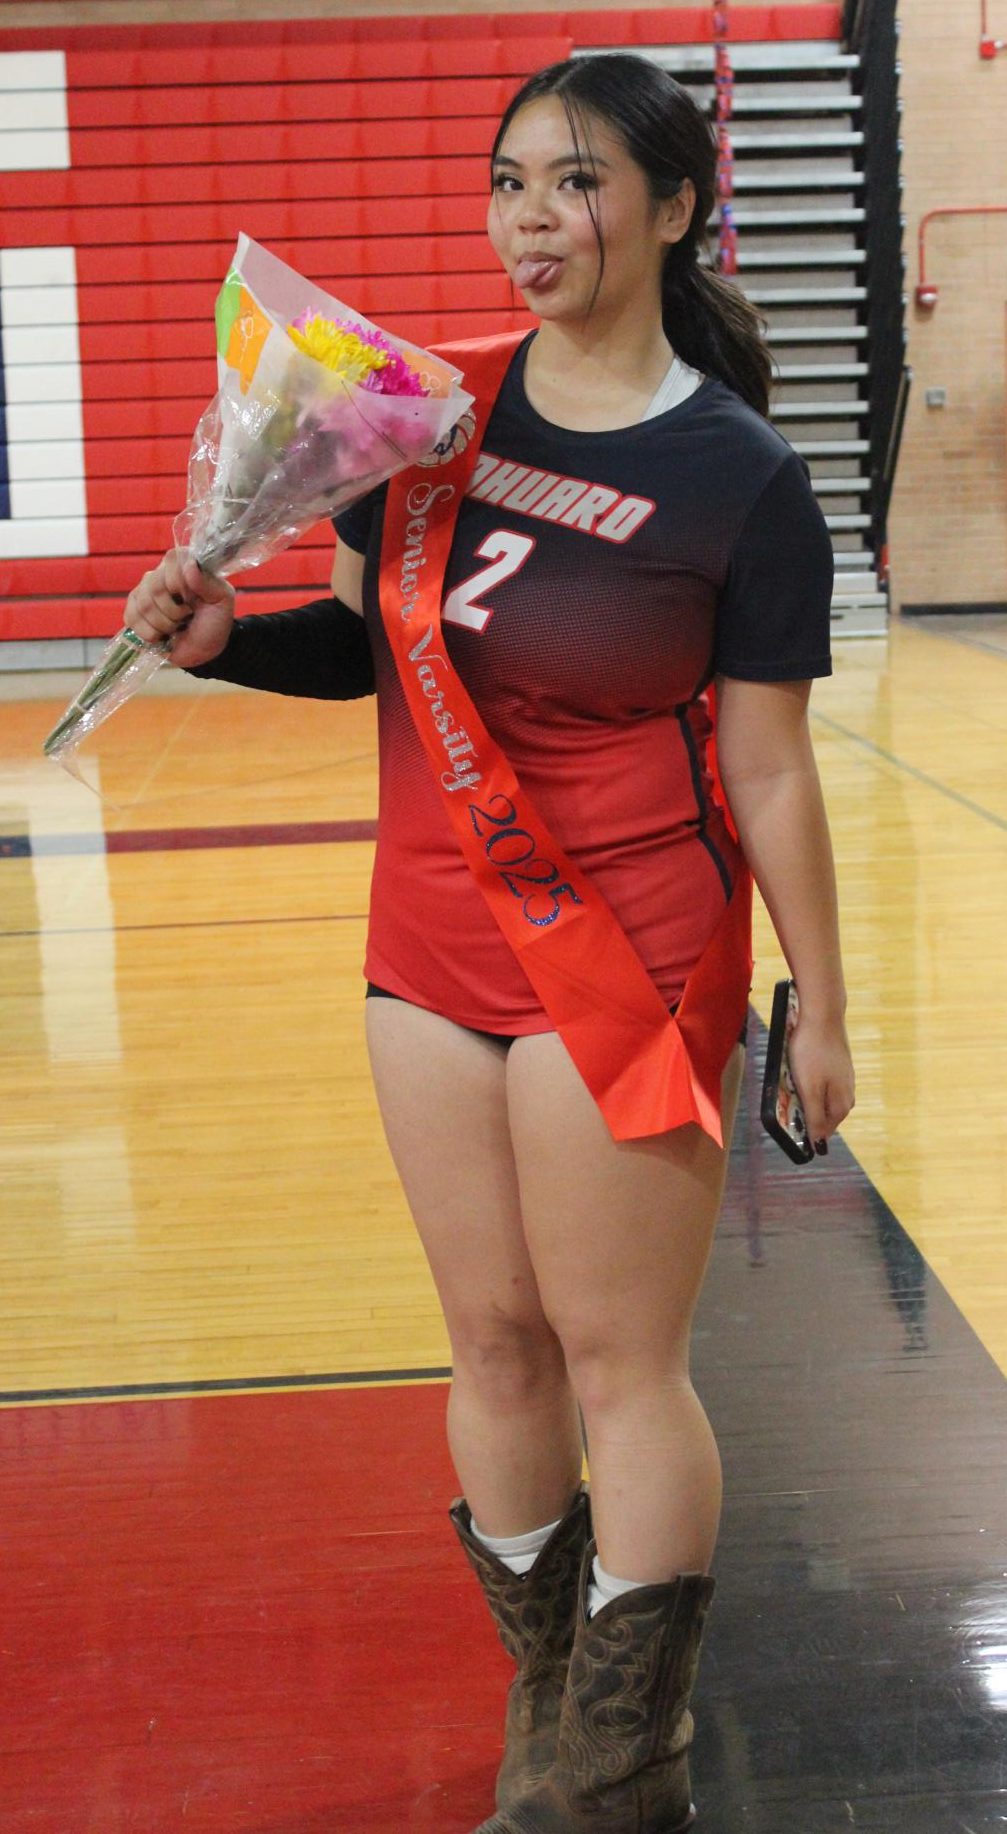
[{"x1": 599, "y1": 38, "x2": 892, "y2": 636}]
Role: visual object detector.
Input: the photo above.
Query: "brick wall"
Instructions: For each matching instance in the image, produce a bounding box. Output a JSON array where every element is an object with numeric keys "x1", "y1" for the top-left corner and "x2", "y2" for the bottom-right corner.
[{"x1": 890, "y1": 0, "x2": 1007, "y2": 612}]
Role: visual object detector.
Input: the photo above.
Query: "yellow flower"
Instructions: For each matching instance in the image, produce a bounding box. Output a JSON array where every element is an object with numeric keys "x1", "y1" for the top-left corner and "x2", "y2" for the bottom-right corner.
[{"x1": 287, "y1": 313, "x2": 390, "y2": 384}]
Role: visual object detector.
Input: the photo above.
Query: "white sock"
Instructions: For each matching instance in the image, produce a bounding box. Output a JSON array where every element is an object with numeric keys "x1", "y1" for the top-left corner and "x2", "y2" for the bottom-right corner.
[
  {"x1": 470, "y1": 1512, "x2": 563, "y2": 1576},
  {"x1": 587, "y1": 1554, "x2": 650, "y2": 1619}
]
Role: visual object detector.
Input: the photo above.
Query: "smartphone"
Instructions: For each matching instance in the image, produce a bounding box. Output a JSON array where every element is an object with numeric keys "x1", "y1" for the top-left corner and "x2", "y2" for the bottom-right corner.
[{"x1": 760, "y1": 979, "x2": 814, "y2": 1164}]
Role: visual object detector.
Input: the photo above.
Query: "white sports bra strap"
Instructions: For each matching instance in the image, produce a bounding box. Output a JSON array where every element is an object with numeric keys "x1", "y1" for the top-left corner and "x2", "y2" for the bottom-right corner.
[{"x1": 642, "y1": 355, "x2": 705, "y2": 420}]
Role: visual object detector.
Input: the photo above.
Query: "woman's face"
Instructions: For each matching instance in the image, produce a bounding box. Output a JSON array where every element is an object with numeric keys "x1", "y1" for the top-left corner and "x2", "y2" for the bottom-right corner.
[{"x1": 487, "y1": 95, "x2": 693, "y2": 326}]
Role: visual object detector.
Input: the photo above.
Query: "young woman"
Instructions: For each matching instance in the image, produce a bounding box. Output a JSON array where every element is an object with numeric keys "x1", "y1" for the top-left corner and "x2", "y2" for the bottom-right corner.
[{"x1": 127, "y1": 53, "x2": 854, "y2": 1834}]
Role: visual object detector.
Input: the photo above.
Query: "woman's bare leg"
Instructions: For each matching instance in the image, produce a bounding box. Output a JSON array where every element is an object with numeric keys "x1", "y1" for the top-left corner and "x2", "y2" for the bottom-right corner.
[
  {"x1": 365, "y1": 997, "x2": 584, "y2": 1535},
  {"x1": 505, "y1": 1037, "x2": 745, "y2": 1580}
]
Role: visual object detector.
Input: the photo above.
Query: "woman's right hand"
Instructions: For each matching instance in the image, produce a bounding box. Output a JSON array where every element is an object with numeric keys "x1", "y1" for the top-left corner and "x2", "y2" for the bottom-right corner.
[{"x1": 125, "y1": 549, "x2": 236, "y2": 671}]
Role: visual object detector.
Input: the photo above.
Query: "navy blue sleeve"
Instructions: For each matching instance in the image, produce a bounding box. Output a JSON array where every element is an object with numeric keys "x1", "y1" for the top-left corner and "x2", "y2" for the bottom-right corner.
[
  {"x1": 332, "y1": 481, "x2": 388, "y2": 556},
  {"x1": 185, "y1": 598, "x2": 374, "y2": 699},
  {"x1": 714, "y1": 453, "x2": 834, "y2": 682}
]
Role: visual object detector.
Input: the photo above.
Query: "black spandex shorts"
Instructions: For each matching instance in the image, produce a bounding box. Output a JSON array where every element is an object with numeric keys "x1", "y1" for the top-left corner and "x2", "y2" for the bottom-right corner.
[{"x1": 365, "y1": 982, "x2": 748, "y2": 1049}]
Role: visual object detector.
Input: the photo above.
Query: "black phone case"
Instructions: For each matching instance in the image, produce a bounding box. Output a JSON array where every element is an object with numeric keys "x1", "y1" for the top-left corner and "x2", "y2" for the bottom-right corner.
[{"x1": 761, "y1": 979, "x2": 815, "y2": 1165}]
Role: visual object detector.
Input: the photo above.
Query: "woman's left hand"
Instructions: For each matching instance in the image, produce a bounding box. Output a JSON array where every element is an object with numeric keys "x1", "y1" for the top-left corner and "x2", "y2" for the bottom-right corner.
[{"x1": 787, "y1": 1012, "x2": 855, "y2": 1156}]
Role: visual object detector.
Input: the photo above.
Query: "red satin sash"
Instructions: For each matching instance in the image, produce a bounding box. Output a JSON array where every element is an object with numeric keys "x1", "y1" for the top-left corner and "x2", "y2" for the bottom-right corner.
[{"x1": 377, "y1": 332, "x2": 752, "y2": 1145}]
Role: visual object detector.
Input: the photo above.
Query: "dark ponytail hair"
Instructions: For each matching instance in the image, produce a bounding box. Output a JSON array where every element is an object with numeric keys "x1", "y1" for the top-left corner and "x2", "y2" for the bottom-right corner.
[{"x1": 491, "y1": 53, "x2": 774, "y2": 418}]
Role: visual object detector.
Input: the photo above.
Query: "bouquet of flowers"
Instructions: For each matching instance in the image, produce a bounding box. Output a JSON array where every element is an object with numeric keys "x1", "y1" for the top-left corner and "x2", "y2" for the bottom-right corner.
[{"x1": 43, "y1": 232, "x2": 472, "y2": 764}]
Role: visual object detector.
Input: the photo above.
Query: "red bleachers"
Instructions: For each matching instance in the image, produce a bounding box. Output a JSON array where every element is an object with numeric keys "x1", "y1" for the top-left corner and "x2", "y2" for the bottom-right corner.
[
  {"x1": 1, "y1": 9, "x2": 842, "y2": 47},
  {"x1": 0, "y1": 7, "x2": 843, "y2": 646}
]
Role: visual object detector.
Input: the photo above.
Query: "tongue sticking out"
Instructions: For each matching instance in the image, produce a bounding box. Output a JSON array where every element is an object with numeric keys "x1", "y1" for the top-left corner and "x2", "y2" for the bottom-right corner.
[{"x1": 515, "y1": 256, "x2": 562, "y2": 291}]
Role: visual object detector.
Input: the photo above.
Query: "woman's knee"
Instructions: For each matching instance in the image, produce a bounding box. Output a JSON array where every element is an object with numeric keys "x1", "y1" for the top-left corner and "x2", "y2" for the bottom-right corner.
[
  {"x1": 555, "y1": 1322, "x2": 692, "y2": 1417},
  {"x1": 449, "y1": 1307, "x2": 568, "y2": 1405}
]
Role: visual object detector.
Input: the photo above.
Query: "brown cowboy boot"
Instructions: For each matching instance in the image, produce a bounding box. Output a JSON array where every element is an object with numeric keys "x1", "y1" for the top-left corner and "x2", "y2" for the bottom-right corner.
[
  {"x1": 450, "y1": 1486, "x2": 591, "y2": 1811},
  {"x1": 470, "y1": 1535, "x2": 716, "y2": 1833}
]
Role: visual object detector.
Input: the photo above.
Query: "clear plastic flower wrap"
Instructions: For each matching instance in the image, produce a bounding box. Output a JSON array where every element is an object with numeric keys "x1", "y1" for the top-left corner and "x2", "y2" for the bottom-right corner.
[{"x1": 43, "y1": 232, "x2": 472, "y2": 766}]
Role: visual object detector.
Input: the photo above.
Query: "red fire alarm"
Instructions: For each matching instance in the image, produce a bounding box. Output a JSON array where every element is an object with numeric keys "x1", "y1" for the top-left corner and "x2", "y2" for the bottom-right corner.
[
  {"x1": 915, "y1": 282, "x2": 939, "y2": 310},
  {"x1": 980, "y1": 36, "x2": 998, "y2": 56}
]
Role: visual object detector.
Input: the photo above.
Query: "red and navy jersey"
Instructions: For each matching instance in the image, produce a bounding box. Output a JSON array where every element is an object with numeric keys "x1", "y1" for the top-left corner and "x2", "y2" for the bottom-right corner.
[{"x1": 335, "y1": 334, "x2": 834, "y2": 1034}]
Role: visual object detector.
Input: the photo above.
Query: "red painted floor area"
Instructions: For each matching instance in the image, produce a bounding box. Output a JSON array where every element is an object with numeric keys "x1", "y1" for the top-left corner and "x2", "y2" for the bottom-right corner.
[{"x1": 0, "y1": 1383, "x2": 508, "y2": 1833}]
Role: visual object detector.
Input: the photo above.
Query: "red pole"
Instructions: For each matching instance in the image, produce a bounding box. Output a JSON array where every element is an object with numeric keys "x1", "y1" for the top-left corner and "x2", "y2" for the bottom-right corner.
[
  {"x1": 713, "y1": 2, "x2": 736, "y2": 275},
  {"x1": 980, "y1": 0, "x2": 1004, "y2": 55},
  {"x1": 916, "y1": 204, "x2": 1007, "y2": 307}
]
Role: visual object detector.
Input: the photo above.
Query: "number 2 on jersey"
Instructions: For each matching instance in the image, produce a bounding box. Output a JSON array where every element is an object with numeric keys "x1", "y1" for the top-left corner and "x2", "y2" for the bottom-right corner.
[{"x1": 443, "y1": 530, "x2": 536, "y2": 633}]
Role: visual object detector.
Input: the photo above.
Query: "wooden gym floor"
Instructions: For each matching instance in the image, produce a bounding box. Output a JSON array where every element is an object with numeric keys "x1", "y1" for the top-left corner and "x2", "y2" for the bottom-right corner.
[{"x1": 1, "y1": 613, "x2": 1005, "y2": 1832}]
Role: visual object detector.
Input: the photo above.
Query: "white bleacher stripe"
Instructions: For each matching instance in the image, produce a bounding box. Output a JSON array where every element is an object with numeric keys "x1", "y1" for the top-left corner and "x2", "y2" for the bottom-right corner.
[
  {"x1": 0, "y1": 516, "x2": 88, "y2": 558},
  {"x1": 4, "y1": 365, "x2": 84, "y2": 405},
  {"x1": 1, "y1": 92, "x2": 71, "y2": 135},
  {"x1": 0, "y1": 129, "x2": 71, "y2": 171},
  {"x1": 0, "y1": 54, "x2": 69, "y2": 172},
  {"x1": 10, "y1": 478, "x2": 87, "y2": 520},
  {"x1": 0, "y1": 50, "x2": 68, "y2": 90},
  {"x1": 1, "y1": 285, "x2": 79, "y2": 328},
  {"x1": 3, "y1": 442, "x2": 85, "y2": 481},
  {"x1": 5, "y1": 397, "x2": 85, "y2": 445},
  {"x1": 578, "y1": 41, "x2": 858, "y2": 71},
  {"x1": 0, "y1": 246, "x2": 78, "y2": 288},
  {"x1": 4, "y1": 326, "x2": 80, "y2": 364},
  {"x1": 2, "y1": 239, "x2": 90, "y2": 558}
]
